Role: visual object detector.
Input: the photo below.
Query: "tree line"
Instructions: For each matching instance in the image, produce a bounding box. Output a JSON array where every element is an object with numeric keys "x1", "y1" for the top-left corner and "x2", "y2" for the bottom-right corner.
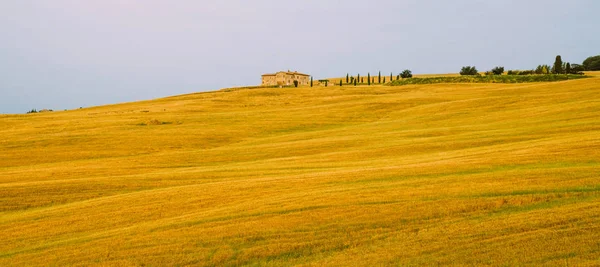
[
  {"x1": 460, "y1": 54, "x2": 599, "y2": 76},
  {"x1": 309, "y1": 54, "x2": 599, "y2": 87}
]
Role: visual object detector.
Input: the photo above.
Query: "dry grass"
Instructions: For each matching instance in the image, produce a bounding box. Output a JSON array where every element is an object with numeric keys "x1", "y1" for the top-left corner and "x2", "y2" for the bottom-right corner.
[{"x1": 1, "y1": 73, "x2": 600, "y2": 266}]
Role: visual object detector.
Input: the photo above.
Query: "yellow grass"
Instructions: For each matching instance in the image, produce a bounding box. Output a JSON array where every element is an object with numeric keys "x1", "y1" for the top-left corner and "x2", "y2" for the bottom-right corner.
[{"x1": 1, "y1": 73, "x2": 600, "y2": 266}]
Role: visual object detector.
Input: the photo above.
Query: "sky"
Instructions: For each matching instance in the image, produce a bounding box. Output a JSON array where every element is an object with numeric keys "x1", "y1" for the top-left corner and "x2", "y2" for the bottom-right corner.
[{"x1": 1, "y1": 0, "x2": 599, "y2": 114}]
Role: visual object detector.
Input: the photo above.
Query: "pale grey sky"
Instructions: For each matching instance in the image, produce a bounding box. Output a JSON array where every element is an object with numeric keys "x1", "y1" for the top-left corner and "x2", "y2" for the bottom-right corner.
[{"x1": 1, "y1": 0, "x2": 599, "y2": 114}]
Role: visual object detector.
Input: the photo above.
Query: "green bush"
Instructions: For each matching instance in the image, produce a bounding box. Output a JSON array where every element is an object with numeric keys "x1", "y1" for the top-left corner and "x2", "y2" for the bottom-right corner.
[
  {"x1": 460, "y1": 66, "x2": 478, "y2": 76},
  {"x1": 570, "y1": 64, "x2": 585, "y2": 74},
  {"x1": 491, "y1": 66, "x2": 504, "y2": 75},
  {"x1": 400, "y1": 69, "x2": 413, "y2": 78}
]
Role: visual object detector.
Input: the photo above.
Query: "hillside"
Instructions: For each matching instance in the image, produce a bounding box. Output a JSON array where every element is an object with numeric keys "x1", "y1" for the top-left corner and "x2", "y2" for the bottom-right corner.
[{"x1": 1, "y1": 74, "x2": 600, "y2": 266}]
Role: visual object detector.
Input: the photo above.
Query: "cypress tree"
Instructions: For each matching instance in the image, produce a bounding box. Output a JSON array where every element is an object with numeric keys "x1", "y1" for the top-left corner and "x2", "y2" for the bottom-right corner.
[
  {"x1": 361, "y1": 77, "x2": 364, "y2": 83},
  {"x1": 553, "y1": 55, "x2": 563, "y2": 74},
  {"x1": 378, "y1": 71, "x2": 381, "y2": 83},
  {"x1": 310, "y1": 76, "x2": 313, "y2": 87},
  {"x1": 390, "y1": 72, "x2": 393, "y2": 81},
  {"x1": 346, "y1": 74, "x2": 349, "y2": 83},
  {"x1": 368, "y1": 73, "x2": 371, "y2": 85},
  {"x1": 566, "y1": 62, "x2": 571, "y2": 74},
  {"x1": 354, "y1": 79, "x2": 357, "y2": 86},
  {"x1": 340, "y1": 80, "x2": 342, "y2": 86},
  {"x1": 396, "y1": 74, "x2": 400, "y2": 80},
  {"x1": 383, "y1": 77, "x2": 386, "y2": 83}
]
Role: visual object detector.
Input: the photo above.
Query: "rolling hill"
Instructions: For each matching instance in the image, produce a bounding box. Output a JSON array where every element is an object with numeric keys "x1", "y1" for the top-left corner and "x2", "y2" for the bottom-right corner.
[{"x1": 1, "y1": 74, "x2": 600, "y2": 266}]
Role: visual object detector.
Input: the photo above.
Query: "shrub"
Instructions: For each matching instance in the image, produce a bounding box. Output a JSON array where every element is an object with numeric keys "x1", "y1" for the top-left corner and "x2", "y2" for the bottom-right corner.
[
  {"x1": 582, "y1": 55, "x2": 600, "y2": 71},
  {"x1": 293, "y1": 80, "x2": 299, "y2": 87},
  {"x1": 400, "y1": 69, "x2": 413, "y2": 78},
  {"x1": 518, "y1": 70, "x2": 535, "y2": 75},
  {"x1": 534, "y1": 65, "x2": 551, "y2": 74},
  {"x1": 460, "y1": 66, "x2": 478, "y2": 76},
  {"x1": 570, "y1": 64, "x2": 585, "y2": 74},
  {"x1": 491, "y1": 66, "x2": 504, "y2": 75}
]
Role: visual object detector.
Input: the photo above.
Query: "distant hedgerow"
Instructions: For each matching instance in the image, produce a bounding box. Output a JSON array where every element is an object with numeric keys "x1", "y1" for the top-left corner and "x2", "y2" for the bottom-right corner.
[{"x1": 389, "y1": 74, "x2": 588, "y2": 86}]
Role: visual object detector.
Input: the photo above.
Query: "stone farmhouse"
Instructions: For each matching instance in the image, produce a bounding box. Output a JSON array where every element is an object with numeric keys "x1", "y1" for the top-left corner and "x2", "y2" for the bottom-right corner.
[{"x1": 261, "y1": 70, "x2": 310, "y2": 86}]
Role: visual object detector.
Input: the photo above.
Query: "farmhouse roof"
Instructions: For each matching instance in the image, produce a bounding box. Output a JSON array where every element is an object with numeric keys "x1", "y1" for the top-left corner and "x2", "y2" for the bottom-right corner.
[{"x1": 262, "y1": 71, "x2": 310, "y2": 77}]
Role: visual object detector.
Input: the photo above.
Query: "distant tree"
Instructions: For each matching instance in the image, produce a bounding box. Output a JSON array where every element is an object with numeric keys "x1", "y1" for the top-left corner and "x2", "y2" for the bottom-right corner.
[
  {"x1": 361, "y1": 78, "x2": 364, "y2": 83},
  {"x1": 383, "y1": 77, "x2": 386, "y2": 83},
  {"x1": 582, "y1": 55, "x2": 600, "y2": 71},
  {"x1": 27, "y1": 109, "x2": 38, "y2": 114},
  {"x1": 368, "y1": 73, "x2": 371, "y2": 85},
  {"x1": 293, "y1": 80, "x2": 299, "y2": 87},
  {"x1": 570, "y1": 64, "x2": 585, "y2": 74},
  {"x1": 396, "y1": 74, "x2": 400, "y2": 80},
  {"x1": 553, "y1": 55, "x2": 563, "y2": 74},
  {"x1": 542, "y1": 65, "x2": 550, "y2": 74},
  {"x1": 400, "y1": 69, "x2": 412, "y2": 78},
  {"x1": 340, "y1": 80, "x2": 342, "y2": 86},
  {"x1": 357, "y1": 74, "x2": 360, "y2": 82},
  {"x1": 390, "y1": 72, "x2": 393, "y2": 81},
  {"x1": 378, "y1": 71, "x2": 381, "y2": 83},
  {"x1": 310, "y1": 76, "x2": 313, "y2": 87},
  {"x1": 565, "y1": 62, "x2": 571, "y2": 74},
  {"x1": 354, "y1": 78, "x2": 357, "y2": 86},
  {"x1": 491, "y1": 66, "x2": 504, "y2": 75},
  {"x1": 346, "y1": 73, "x2": 349, "y2": 83},
  {"x1": 460, "y1": 66, "x2": 478, "y2": 76}
]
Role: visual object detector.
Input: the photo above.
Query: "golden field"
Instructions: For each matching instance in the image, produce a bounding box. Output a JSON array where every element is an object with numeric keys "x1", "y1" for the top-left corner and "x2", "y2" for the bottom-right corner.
[{"x1": 1, "y1": 73, "x2": 600, "y2": 266}]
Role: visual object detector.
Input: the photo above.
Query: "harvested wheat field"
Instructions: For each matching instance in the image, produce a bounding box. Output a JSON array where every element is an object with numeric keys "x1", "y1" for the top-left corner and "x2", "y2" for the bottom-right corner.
[{"x1": 1, "y1": 74, "x2": 600, "y2": 266}]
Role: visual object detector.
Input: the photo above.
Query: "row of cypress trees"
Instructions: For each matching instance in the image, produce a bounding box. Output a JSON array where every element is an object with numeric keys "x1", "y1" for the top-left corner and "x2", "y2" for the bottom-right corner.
[
  {"x1": 309, "y1": 71, "x2": 412, "y2": 87},
  {"x1": 309, "y1": 70, "x2": 413, "y2": 87}
]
